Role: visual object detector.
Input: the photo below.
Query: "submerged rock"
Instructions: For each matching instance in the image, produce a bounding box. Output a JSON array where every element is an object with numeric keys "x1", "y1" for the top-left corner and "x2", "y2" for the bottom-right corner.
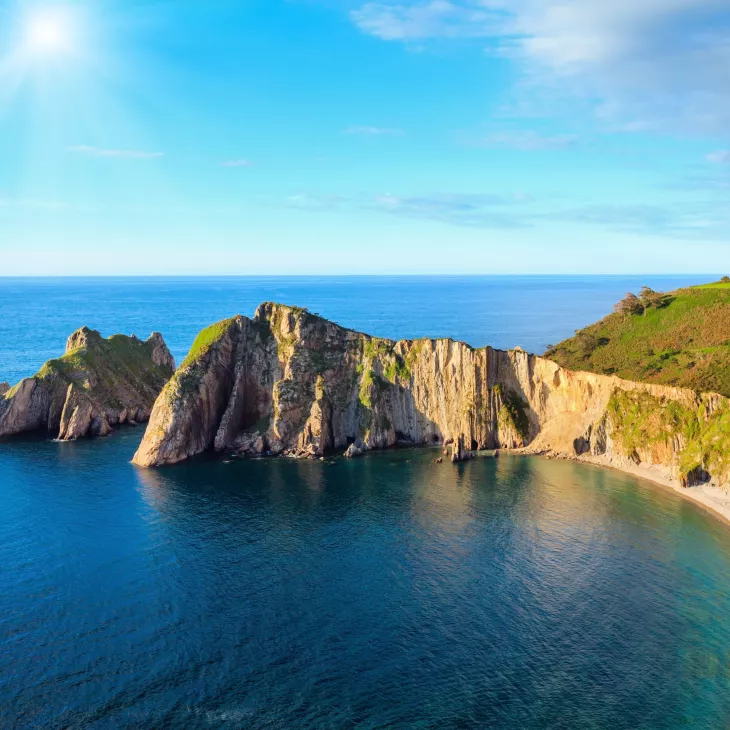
[
  {"x1": 131, "y1": 303, "x2": 730, "y2": 491},
  {"x1": 0, "y1": 328, "x2": 175, "y2": 441}
]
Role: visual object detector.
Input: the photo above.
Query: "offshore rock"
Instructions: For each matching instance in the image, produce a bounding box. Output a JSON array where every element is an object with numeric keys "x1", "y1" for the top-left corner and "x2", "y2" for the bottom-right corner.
[
  {"x1": 0, "y1": 328, "x2": 175, "y2": 441},
  {"x1": 450, "y1": 435, "x2": 474, "y2": 463},
  {"x1": 132, "y1": 303, "x2": 730, "y2": 492},
  {"x1": 344, "y1": 442, "x2": 364, "y2": 459},
  {"x1": 0, "y1": 382, "x2": 9, "y2": 396}
]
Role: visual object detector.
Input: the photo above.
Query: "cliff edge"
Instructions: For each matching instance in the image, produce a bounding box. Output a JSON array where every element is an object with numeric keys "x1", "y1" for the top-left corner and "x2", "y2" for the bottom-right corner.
[
  {"x1": 133, "y1": 304, "x2": 729, "y2": 493},
  {"x1": 0, "y1": 328, "x2": 175, "y2": 441}
]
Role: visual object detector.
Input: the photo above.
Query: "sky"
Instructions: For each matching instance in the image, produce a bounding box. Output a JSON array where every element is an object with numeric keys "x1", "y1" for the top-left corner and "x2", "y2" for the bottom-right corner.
[{"x1": 0, "y1": 0, "x2": 728, "y2": 275}]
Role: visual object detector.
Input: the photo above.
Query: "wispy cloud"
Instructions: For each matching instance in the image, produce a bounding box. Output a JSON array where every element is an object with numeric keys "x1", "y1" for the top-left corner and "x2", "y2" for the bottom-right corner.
[
  {"x1": 67, "y1": 145, "x2": 164, "y2": 159},
  {"x1": 284, "y1": 194, "x2": 349, "y2": 210},
  {"x1": 344, "y1": 125, "x2": 405, "y2": 136},
  {"x1": 350, "y1": 0, "x2": 730, "y2": 133},
  {"x1": 0, "y1": 198, "x2": 69, "y2": 211},
  {"x1": 662, "y1": 171, "x2": 730, "y2": 193},
  {"x1": 278, "y1": 191, "x2": 530, "y2": 225},
  {"x1": 469, "y1": 130, "x2": 579, "y2": 151},
  {"x1": 381, "y1": 196, "x2": 730, "y2": 238},
  {"x1": 372, "y1": 192, "x2": 531, "y2": 227},
  {"x1": 707, "y1": 150, "x2": 730, "y2": 164},
  {"x1": 351, "y1": 1, "x2": 505, "y2": 40},
  {"x1": 544, "y1": 202, "x2": 730, "y2": 239},
  {"x1": 277, "y1": 188, "x2": 729, "y2": 239},
  {"x1": 221, "y1": 159, "x2": 254, "y2": 168}
]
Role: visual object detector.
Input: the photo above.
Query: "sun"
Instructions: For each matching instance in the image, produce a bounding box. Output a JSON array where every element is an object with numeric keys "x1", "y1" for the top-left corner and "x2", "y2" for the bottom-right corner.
[{"x1": 26, "y1": 11, "x2": 72, "y2": 54}]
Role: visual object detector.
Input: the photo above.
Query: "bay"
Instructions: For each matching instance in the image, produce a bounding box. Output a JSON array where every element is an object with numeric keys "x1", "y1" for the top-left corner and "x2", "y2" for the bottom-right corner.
[{"x1": 1, "y1": 275, "x2": 728, "y2": 730}]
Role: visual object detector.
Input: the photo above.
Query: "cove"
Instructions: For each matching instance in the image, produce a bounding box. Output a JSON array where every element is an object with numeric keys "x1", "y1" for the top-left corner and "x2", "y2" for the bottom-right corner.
[{"x1": 2, "y1": 429, "x2": 730, "y2": 729}]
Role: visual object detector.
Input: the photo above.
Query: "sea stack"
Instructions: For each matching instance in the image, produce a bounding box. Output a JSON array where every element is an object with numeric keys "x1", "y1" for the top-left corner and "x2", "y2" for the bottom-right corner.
[
  {"x1": 132, "y1": 303, "x2": 730, "y2": 492},
  {"x1": 0, "y1": 328, "x2": 175, "y2": 441}
]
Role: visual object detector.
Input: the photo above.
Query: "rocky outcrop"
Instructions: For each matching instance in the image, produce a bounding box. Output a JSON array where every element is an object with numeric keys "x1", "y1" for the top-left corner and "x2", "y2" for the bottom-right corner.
[
  {"x1": 146, "y1": 332, "x2": 177, "y2": 370},
  {"x1": 0, "y1": 328, "x2": 175, "y2": 441},
  {"x1": 0, "y1": 382, "x2": 9, "y2": 396},
  {"x1": 132, "y1": 304, "x2": 730, "y2": 492}
]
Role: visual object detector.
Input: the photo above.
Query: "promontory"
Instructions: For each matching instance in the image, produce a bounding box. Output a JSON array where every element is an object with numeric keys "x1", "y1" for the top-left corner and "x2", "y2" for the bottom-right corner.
[
  {"x1": 0, "y1": 327, "x2": 175, "y2": 440},
  {"x1": 132, "y1": 302, "x2": 730, "y2": 494}
]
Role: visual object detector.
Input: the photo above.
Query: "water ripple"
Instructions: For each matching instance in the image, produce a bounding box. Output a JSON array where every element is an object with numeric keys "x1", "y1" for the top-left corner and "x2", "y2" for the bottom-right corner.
[{"x1": 1, "y1": 432, "x2": 730, "y2": 728}]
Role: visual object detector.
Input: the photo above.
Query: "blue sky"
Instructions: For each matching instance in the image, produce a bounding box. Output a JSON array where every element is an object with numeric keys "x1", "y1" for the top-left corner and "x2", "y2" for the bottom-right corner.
[{"x1": 0, "y1": 0, "x2": 728, "y2": 275}]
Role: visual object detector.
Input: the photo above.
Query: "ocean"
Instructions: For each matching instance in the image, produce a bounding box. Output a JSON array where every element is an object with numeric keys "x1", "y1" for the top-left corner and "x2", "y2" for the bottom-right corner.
[
  {"x1": 1, "y1": 275, "x2": 729, "y2": 729},
  {"x1": 0, "y1": 275, "x2": 715, "y2": 383}
]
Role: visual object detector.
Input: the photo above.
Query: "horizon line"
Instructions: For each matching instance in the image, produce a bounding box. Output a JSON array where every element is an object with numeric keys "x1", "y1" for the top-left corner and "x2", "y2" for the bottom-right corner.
[{"x1": 0, "y1": 273, "x2": 722, "y2": 280}]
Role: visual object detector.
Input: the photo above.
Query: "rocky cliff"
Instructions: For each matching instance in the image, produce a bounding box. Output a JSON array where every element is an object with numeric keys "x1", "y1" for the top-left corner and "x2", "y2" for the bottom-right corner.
[
  {"x1": 132, "y1": 304, "x2": 730, "y2": 492},
  {"x1": 0, "y1": 328, "x2": 175, "y2": 441}
]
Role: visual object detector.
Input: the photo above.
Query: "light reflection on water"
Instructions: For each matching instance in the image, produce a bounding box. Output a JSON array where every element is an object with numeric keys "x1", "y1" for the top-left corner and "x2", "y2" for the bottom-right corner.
[{"x1": 1, "y1": 429, "x2": 730, "y2": 729}]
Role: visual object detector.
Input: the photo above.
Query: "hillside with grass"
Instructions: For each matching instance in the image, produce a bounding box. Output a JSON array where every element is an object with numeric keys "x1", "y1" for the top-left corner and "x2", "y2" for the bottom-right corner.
[{"x1": 545, "y1": 279, "x2": 730, "y2": 397}]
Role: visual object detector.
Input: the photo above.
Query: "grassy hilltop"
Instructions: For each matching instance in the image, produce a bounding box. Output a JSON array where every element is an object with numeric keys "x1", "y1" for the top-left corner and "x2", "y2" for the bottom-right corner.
[{"x1": 546, "y1": 279, "x2": 730, "y2": 397}]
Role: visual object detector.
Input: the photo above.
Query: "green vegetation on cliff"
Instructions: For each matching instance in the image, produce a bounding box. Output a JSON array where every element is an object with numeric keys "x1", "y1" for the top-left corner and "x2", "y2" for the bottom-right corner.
[
  {"x1": 607, "y1": 390, "x2": 698, "y2": 453},
  {"x1": 33, "y1": 330, "x2": 173, "y2": 406},
  {"x1": 546, "y1": 280, "x2": 730, "y2": 397},
  {"x1": 607, "y1": 389, "x2": 730, "y2": 485},
  {"x1": 359, "y1": 369, "x2": 376, "y2": 409},
  {"x1": 494, "y1": 385, "x2": 530, "y2": 441},
  {"x1": 181, "y1": 318, "x2": 237, "y2": 368},
  {"x1": 679, "y1": 404, "x2": 730, "y2": 481}
]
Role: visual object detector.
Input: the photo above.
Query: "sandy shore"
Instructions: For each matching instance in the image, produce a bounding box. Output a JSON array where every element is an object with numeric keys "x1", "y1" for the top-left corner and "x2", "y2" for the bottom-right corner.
[{"x1": 515, "y1": 449, "x2": 730, "y2": 528}]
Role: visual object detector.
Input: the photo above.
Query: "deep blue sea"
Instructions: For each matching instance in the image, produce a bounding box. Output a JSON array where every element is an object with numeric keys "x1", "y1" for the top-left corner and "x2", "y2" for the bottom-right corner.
[
  {"x1": 2, "y1": 276, "x2": 730, "y2": 729},
  {"x1": 0, "y1": 275, "x2": 717, "y2": 383}
]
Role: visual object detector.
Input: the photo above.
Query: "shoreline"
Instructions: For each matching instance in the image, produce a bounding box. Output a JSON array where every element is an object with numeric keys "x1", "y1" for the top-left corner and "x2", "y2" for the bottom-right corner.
[
  {"x1": 206, "y1": 441, "x2": 730, "y2": 528},
  {"x1": 514, "y1": 449, "x2": 730, "y2": 528},
  {"x1": 252, "y1": 443, "x2": 730, "y2": 529}
]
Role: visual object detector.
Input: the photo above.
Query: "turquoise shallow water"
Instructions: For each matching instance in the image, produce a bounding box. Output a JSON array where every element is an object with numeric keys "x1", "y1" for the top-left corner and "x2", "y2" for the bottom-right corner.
[{"x1": 1, "y1": 275, "x2": 729, "y2": 729}]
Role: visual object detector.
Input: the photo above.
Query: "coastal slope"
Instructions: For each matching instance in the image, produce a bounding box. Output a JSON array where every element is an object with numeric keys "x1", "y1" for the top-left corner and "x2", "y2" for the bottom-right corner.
[
  {"x1": 0, "y1": 327, "x2": 175, "y2": 440},
  {"x1": 133, "y1": 304, "x2": 730, "y2": 493},
  {"x1": 546, "y1": 281, "x2": 730, "y2": 397}
]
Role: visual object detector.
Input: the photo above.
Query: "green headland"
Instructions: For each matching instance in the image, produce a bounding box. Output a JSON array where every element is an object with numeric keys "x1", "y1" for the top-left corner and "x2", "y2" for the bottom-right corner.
[{"x1": 546, "y1": 278, "x2": 730, "y2": 397}]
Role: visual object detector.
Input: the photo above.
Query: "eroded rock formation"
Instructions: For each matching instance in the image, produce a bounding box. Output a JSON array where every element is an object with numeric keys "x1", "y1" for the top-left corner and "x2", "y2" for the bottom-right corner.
[
  {"x1": 0, "y1": 327, "x2": 175, "y2": 441},
  {"x1": 132, "y1": 304, "x2": 730, "y2": 492}
]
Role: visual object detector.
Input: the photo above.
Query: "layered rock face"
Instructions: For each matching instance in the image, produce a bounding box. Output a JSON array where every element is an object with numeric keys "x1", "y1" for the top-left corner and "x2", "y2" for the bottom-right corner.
[
  {"x1": 133, "y1": 304, "x2": 730, "y2": 492},
  {"x1": 0, "y1": 327, "x2": 175, "y2": 441}
]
